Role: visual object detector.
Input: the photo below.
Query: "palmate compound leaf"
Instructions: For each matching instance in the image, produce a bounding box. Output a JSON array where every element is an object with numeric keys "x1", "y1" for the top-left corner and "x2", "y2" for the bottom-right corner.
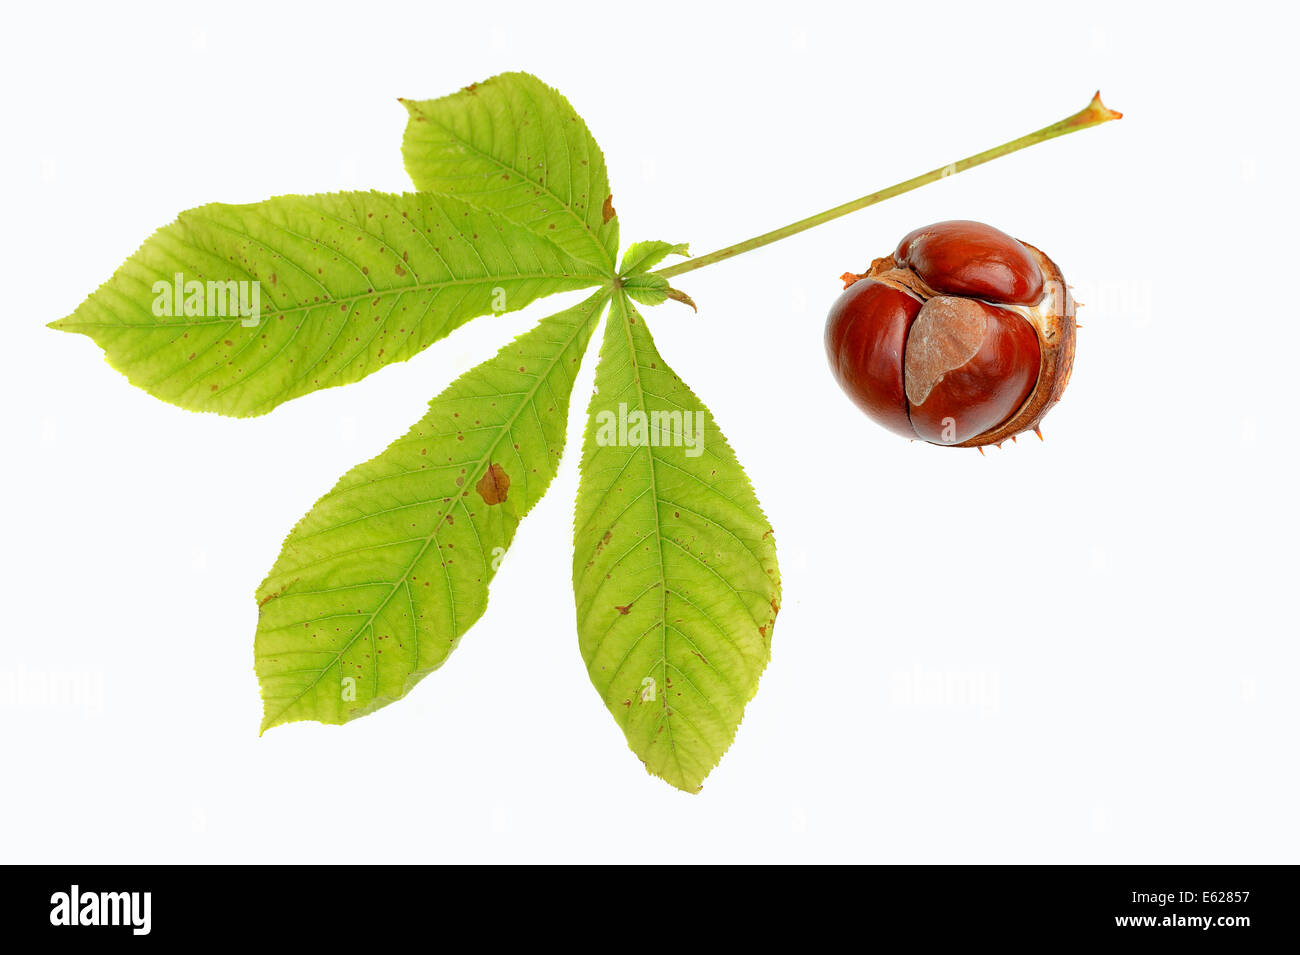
[
  {"x1": 255, "y1": 289, "x2": 609, "y2": 730},
  {"x1": 572, "y1": 290, "x2": 781, "y2": 792},
  {"x1": 401, "y1": 72, "x2": 619, "y2": 274},
  {"x1": 50, "y1": 191, "x2": 607, "y2": 417}
]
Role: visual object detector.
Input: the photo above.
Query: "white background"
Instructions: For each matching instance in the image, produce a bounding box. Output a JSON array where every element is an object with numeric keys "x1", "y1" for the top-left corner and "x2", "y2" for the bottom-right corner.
[{"x1": 3, "y1": 0, "x2": 1296, "y2": 863}]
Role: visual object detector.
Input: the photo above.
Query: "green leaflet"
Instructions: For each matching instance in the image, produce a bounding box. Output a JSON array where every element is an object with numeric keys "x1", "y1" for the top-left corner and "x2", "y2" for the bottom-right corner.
[
  {"x1": 52, "y1": 191, "x2": 604, "y2": 417},
  {"x1": 618, "y1": 240, "x2": 689, "y2": 276},
  {"x1": 256, "y1": 289, "x2": 609, "y2": 731},
  {"x1": 401, "y1": 72, "x2": 619, "y2": 273},
  {"x1": 619, "y1": 240, "x2": 690, "y2": 308},
  {"x1": 572, "y1": 290, "x2": 781, "y2": 792}
]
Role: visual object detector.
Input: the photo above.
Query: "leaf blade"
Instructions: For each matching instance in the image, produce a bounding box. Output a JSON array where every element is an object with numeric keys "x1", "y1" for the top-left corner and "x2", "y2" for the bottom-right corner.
[
  {"x1": 256, "y1": 289, "x2": 609, "y2": 730},
  {"x1": 619, "y1": 240, "x2": 689, "y2": 276},
  {"x1": 572, "y1": 291, "x2": 781, "y2": 791},
  {"x1": 401, "y1": 72, "x2": 619, "y2": 273},
  {"x1": 52, "y1": 191, "x2": 604, "y2": 417}
]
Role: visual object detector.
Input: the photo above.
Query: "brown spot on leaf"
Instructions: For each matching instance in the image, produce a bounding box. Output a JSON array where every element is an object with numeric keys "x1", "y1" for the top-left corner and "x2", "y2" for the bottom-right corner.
[
  {"x1": 394, "y1": 263, "x2": 407, "y2": 277},
  {"x1": 602, "y1": 194, "x2": 616, "y2": 223},
  {"x1": 615, "y1": 604, "x2": 631, "y2": 615},
  {"x1": 475, "y1": 463, "x2": 510, "y2": 505}
]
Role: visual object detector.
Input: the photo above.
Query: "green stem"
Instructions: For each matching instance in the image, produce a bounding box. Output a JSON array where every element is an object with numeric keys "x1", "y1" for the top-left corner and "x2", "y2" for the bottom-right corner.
[{"x1": 653, "y1": 92, "x2": 1122, "y2": 281}]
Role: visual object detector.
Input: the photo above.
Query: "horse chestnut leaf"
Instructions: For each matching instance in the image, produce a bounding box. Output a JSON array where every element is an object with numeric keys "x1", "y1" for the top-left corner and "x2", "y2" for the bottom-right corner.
[{"x1": 825, "y1": 220, "x2": 1076, "y2": 448}]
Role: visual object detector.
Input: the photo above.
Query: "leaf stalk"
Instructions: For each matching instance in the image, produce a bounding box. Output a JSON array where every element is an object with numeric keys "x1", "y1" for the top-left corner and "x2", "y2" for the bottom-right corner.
[{"x1": 652, "y1": 92, "x2": 1122, "y2": 280}]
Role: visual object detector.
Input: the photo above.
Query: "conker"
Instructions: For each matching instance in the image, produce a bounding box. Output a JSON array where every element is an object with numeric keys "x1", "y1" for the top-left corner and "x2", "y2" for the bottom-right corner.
[{"x1": 825, "y1": 220, "x2": 1076, "y2": 448}]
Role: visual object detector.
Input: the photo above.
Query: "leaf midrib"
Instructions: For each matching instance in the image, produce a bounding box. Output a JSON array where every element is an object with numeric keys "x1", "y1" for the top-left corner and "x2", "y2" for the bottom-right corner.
[
  {"x1": 58, "y1": 271, "x2": 606, "y2": 330},
  {"x1": 609, "y1": 290, "x2": 681, "y2": 775}
]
